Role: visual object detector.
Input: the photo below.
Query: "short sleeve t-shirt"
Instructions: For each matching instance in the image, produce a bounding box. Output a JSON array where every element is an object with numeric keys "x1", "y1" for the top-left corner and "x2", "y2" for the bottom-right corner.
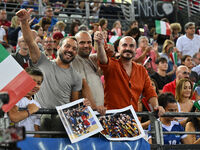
[
  {"x1": 34, "y1": 53, "x2": 82, "y2": 108},
  {"x1": 148, "y1": 120, "x2": 187, "y2": 145}
]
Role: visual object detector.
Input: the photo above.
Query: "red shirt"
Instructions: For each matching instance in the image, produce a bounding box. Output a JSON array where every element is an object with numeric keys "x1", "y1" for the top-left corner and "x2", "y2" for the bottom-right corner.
[
  {"x1": 0, "y1": 20, "x2": 11, "y2": 27},
  {"x1": 163, "y1": 79, "x2": 196, "y2": 100},
  {"x1": 98, "y1": 57, "x2": 157, "y2": 111},
  {"x1": 163, "y1": 80, "x2": 176, "y2": 96}
]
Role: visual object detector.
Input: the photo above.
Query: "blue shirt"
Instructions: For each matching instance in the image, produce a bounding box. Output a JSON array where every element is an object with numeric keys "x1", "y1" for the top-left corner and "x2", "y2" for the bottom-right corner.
[{"x1": 148, "y1": 120, "x2": 187, "y2": 145}]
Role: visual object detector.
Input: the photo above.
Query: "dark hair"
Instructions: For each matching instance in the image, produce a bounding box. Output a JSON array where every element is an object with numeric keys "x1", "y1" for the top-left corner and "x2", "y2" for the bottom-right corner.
[
  {"x1": 69, "y1": 21, "x2": 80, "y2": 36},
  {"x1": 99, "y1": 18, "x2": 107, "y2": 28},
  {"x1": 58, "y1": 37, "x2": 77, "y2": 47},
  {"x1": 181, "y1": 55, "x2": 191, "y2": 64},
  {"x1": 130, "y1": 20, "x2": 138, "y2": 27},
  {"x1": 34, "y1": 24, "x2": 42, "y2": 31},
  {"x1": 25, "y1": 67, "x2": 43, "y2": 81},
  {"x1": 150, "y1": 78, "x2": 159, "y2": 95},
  {"x1": 184, "y1": 22, "x2": 195, "y2": 30},
  {"x1": 158, "y1": 93, "x2": 177, "y2": 109},
  {"x1": 125, "y1": 27, "x2": 141, "y2": 42},
  {"x1": 155, "y1": 57, "x2": 167, "y2": 64},
  {"x1": 187, "y1": 106, "x2": 200, "y2": 131}
]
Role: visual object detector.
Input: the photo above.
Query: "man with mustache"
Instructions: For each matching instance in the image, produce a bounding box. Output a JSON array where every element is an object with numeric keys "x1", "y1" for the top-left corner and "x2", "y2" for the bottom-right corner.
[
  {"x1": 94, "y1": 31, "x2": 165, "y2": 116},
  {"x1": 16, "y1": 9, "x2": 97, "y2": 132},
  {"x1": 12, "y1": 36, "x2": 32, "y2": 69}
]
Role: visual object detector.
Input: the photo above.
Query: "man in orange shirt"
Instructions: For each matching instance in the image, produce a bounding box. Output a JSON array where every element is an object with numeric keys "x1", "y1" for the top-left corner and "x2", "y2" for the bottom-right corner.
[{"x1": 94, "y1": 32, "x2": 164, "y2": 116}]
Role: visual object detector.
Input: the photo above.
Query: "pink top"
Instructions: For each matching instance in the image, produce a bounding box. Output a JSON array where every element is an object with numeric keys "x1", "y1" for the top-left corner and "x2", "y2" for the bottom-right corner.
[{"x1": 135, "y1": 47, "x2": 157, "y2": 72}]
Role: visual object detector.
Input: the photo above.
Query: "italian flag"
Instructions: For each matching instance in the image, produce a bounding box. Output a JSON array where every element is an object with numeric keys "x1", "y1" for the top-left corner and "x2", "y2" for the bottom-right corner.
[
  {"x1": 0, "y1": 44, "x2": 36, "y2": 112},
  {"x1": 155, "y1": 20, "x2": 171, "y2": 36},
  {"x1": 170, "y1": 52, "x2": 178, "y2": 65}
]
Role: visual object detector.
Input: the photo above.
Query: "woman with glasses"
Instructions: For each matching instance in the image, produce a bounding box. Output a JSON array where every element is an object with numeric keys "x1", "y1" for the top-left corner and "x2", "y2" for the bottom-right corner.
[{"x1": 175, "y1": 78, "x2": 194, "y2": 126}]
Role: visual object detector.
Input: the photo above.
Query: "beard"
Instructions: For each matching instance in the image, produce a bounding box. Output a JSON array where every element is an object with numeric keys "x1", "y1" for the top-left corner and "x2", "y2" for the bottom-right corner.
[
  {"x1": 120, "y1": 50, "x2": 135, "y2": 60},
  {"x1": 59, "y1": 51, "x2": 75, "y2": 64},
  {"x1": 78, "y1": 47, "x2": 92, "y2": 58}
]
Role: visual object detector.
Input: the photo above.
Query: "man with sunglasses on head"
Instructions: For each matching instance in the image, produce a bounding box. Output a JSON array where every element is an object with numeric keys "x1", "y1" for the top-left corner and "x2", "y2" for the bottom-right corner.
[
  {"x1": 163, "y1": 65, "x2": 190, "y2": 96},
  {"x1": 94, "y1": 30, "x2": 165, "y2": 117}
]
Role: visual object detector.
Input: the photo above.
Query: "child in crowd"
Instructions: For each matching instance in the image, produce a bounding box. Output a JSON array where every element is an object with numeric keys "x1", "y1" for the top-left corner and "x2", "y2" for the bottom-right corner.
[
  {"x1": 148, "y1": 93, "x2": 189, "y2": 145},
  {"x1": 8, "y1": 67, "x2": 43, "y2": 137}
]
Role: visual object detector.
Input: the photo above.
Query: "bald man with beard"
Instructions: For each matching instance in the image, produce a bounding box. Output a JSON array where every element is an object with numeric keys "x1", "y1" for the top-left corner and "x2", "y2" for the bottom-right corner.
[{"x1": 94, "y1": 30, "x2": 165, "y2": 116}]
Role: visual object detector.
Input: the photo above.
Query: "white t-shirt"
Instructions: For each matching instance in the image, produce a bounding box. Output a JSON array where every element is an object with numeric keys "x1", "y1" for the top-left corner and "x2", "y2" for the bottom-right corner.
[
  {"x1": 15, "y1": 97, "x2": 41, "y2": 137},
  {"x1": 0, "y1": 27, "x2": 6, "y2": 42},
  {"x1": 176, "y1": 34, "x2": 200, "y2": 57}
]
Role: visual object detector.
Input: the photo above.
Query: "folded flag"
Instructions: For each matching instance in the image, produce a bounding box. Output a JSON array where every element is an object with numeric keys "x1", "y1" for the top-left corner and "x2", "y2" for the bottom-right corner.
[
  {"x1": 155, "y1": 20, "x2": 171, "y2": 36},
  {"x1": 0, "y1": 44, "x2": 36, "y2": 112}
]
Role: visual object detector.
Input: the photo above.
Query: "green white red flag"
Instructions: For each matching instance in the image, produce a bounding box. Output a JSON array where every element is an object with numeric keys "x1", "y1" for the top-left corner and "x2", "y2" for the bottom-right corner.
[
  {"x1": 0, "y1": 44, "x2": 36, "y2": 112},
  {"x1": 170, "y1": 52, "x2": 178, "y2": 65},
  {"x1": 155, "y1": 20, "x2": 171, "y2": 36}
]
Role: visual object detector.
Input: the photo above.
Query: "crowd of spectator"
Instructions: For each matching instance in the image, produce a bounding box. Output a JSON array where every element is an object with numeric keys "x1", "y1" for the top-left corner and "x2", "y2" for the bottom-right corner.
[{"x1": 0, "y1": 0, "x2": 200, "y2": 146}]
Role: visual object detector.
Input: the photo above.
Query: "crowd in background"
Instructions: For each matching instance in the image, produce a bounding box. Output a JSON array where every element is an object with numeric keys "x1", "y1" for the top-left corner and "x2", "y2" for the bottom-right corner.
[{"x1": 1, "y1": 0, "x2": 200, "y2": 146}]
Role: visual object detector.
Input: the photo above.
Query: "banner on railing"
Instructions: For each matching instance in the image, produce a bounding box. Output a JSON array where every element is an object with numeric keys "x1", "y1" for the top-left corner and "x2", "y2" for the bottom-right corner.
[{"x1": 17, "y1": 137, "x2": 150, "y2": 150}]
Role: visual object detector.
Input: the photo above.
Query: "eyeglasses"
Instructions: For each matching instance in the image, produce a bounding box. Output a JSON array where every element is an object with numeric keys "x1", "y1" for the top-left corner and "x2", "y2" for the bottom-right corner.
[{"x1": 182, "y1": 71, "x2": 190, "y2": 75}]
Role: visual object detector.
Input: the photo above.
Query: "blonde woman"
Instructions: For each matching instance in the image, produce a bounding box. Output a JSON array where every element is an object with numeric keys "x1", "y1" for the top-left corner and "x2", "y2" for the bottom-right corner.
[
  {"x1": 175, "y1": 78, "x2": 194, "y2": 126},
  {"x1": 8, "y1": 16, "x2": 21, "y2": 46},
  {"x1": 170, "y1": 23, "x2": 182, "y2": 44},
  {"x1": 160, "y1": 40, "x2": 178, "y2": 77}
]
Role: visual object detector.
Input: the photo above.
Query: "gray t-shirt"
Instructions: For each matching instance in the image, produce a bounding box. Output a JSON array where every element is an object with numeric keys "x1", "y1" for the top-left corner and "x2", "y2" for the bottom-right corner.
[
  {"x1": 34, "y1": 53, "x2": 82, "y2": 108},
  {"x1": 71, "y1": 54, "x2": 104, "y2": 106}
]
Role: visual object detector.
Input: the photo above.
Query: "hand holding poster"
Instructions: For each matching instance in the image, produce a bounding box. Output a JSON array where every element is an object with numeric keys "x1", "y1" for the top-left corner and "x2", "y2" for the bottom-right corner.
[
  {"x1": 95, "y1": 105, "x2": 145, "y2": 141},
  {"x1": 56, "y1": 98, "x2": 103, "y2": 143}
]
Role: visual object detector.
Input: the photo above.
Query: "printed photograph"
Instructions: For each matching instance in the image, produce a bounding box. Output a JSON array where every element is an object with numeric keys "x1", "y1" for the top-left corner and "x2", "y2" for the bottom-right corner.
[
  {"x1": 96, "y1": 105, "x2": 145, "y2": 141},
  {"x1": 56, "y1": 98, "x2": 103, "y2": 143}
]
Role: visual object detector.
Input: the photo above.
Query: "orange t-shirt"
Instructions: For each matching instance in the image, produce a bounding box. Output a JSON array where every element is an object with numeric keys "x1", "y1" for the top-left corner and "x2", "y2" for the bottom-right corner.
[{"x1": 99, "y1": 57, "x2": 157, "y2": 111}]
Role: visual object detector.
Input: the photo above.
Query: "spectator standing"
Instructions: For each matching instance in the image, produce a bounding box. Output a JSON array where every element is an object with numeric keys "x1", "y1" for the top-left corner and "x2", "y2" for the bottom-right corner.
[
  {"x1": 72, "y1": 31, "x2": 106, "y2": 113},
  {"x1": 111, "y1": 20, "x2": 122, "y2": 36},
  {"x1": 42, "y1": 36, "x2": 56, "y2": 60},
  {"x1": 94, "y1": 31, "x2": 164, "y2": 116},
  {"x1": 151, "y1": 57, "x2": 173, "y2": 93},
  {"x1": 181, "y1": 55, "x2": 194, "y2": 71},
  {"x1": 176, "y1": 22, "x2": 200, "y2": 57},
  {"x1": 170, "y1": 23, "x2": 182, "y2": 44}
]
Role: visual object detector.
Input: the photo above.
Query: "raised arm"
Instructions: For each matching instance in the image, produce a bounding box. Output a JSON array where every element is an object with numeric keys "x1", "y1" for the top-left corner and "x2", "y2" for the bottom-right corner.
[
  {"x1": 16, "y1": 9, "x2": 40, "y2": 64},
  {"x1": 94, "y1": 30, "x2": 108, "y2": 64}
]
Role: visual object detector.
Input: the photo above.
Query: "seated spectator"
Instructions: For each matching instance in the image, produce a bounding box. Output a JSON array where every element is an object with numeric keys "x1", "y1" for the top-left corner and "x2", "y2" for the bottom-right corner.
[
  {"x1": 151, "y1": 57, "x2": 173, "y2": 93},
  {"x1": 129, "y1": 20, "x2": 138, "y2": 29},
  {"x1": 39, "y1": 6, "x2": 58, "y2": 32},
  {"x1": 111, "y1": 20, "x2": 122, "y2": 36},
  {"x1": 192, "y1": 52, "x2": 200, "y2": 66},
  {"x1": 34, "y1": 25, "x2": 44, "y2": 40},
  {"x1": 175, "y1": 78, "x2": 194, "y2": 126},
  {"x1": 163, "y1": 65, "x2": 190, "y2": 96},
  {"x1": 135, "y1": 36, "x2": 158, "y2": 75},
  {"x1": 12, "y1": 36, "x2": 32, "y2": 69},
  {"x1": 0, "y1": 9, "x2": 11, "y2": 32},
  {"x1": 38, "y1": 17, "x2": 51, "y2": 35},
  {"x1": 8, "y1": 67, "x2": 43, "y2": 137},
  {"x1": 8, "y1": 16, "x2": 21, "y2": 47},
  {"x1": 69, "y1": 20, "x2": 80, "y2": 36},
  {"x1": 54, "y1": 21, "x2": 66, "y2": 36},
  {"x1": 170, "y1": 23, "x2": 182, "y2": 44},
  {"x1": 125, "y1": 27, "x2": 141, "y2": 45},
  {"x1": 42, "y1": 36, "x2": 56, "y2": 60},
  {"x1": 148, "y1": 93, "x2": 188, "y2": 145},
  {"x1": 160, "y1": 39, "x2": 177, "y2": 78},
  {"x1": 181, "y1": 55, "x2": 194, "y2": 71},
  {"x1": 185, "y1": 101, "x2": 200, "y2": 144}
]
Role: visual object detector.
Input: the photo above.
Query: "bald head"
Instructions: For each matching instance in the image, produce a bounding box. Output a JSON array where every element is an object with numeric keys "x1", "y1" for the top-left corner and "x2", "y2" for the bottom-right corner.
[
  {"x1": 118, "y1": 36, "x2": 136, "y2": 61},
  {"x1": 75, "y1": 31, "x2": 92, "y2": 41},
  {"x1": 176, "y1": 65, "x2": 190, "y2": 81}
]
